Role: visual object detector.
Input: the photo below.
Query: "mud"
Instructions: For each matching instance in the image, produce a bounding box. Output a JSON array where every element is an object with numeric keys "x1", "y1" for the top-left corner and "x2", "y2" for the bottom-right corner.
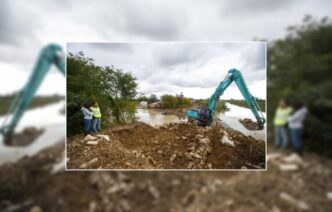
[
  {"x1": 4, "y1": 127, "x2": 44, "y2": 147},
  {"x1": 0, "y1": 143, "x2": 331, "y2": 211},
  {"x1": 239, "y1": 118, "x2": 263, "y2": 130},
  {"x1": 67, "y1": 122, "x2": 265, "y2": 169}
]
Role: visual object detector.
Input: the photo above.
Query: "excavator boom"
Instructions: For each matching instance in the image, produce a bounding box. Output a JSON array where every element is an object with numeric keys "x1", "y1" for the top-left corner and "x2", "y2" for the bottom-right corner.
[
  {"x1": 186, "y1": 69, "x2": 265, "y2": 128},
  {"x1": 0, "y1": 44, "x2": 65, "y2": 139}
]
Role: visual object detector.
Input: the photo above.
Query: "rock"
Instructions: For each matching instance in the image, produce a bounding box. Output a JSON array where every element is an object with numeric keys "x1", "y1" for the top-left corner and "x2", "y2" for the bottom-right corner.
[
  {"x1": 199, "y1": 137, "x2": 210, "y2": 145},
  {"x1": 170, "y1": 154, "x2": 177, "y2": 162},
  {"x1": 148, "y1": 185, "x2": 160, "y2": 199},
  {"x1": 279, "y1": 164, "x2": 299, "y2": 171},
  {"x1": 193, "y1": 153, "x2": 202, "y2": 159},
  {"x1": 282, "y1": 153, "x2": 303, "y2": 164},
  {"x1": 279, "y1": 192, "x2": 310, "y2": 210},
  {"x1": 30, "y1": 206, "x2": 42, "y2": 212},
  {"x1": 89, "y1": 201, "x2": 97, "y2": 212},
  {"x1": 51, "y1": 155, "x2": 66, "y2": 174},
  {"x1": 80, "y1": 158, "x2": 98, "y2": 168},
  {"x1": 205, "y1": 145, "x2": 212, "y2": 154},
  {"x1": 208, "y1": 163, "x2": 212, "y2": 169},
  {"x1": 87, "y1": 141, "x2": 99, "y2": 145},
  {"x1": 187, "y1": 162, "x2": 194, "y2": 169},
  {"x1": 157, "y1": 150, "x2": 163, "y2": 154},
  {"x1": 119, "y1": 199, "x2": 131, "y2": 211},
  {"x1": 326, "y1": 191, "x2": 332, "y2": 200},
  {"x1": 97, "y1": 135, "x2": 110, "y2": 141},
  {"x1": 267, "y1": 153, "x2": 282, "y2": 162},
  {"x1": 107, "y1": 182, "x2": 126, "y2": 194},
  {"x1": 83, "y1": 134, "x2": 98, "y2": 142},
  {"x1": 195, "y1": 134, "x2": 204, "y2": 139},
  {"x1": 241, "y1": 166, "x2": 247, "y2": 169},
  {"x1": 182, "y1": 136, "x2": 187, "y2": 140},
  {"x1": 221, "y1": 135, "x2": 235, "y2": 147}
]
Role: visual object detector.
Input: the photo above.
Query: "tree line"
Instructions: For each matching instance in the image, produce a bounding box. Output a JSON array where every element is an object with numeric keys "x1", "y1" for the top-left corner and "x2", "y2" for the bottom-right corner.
[{"x1": 67, "y1": 52, "x2": 138, "y2": 136}]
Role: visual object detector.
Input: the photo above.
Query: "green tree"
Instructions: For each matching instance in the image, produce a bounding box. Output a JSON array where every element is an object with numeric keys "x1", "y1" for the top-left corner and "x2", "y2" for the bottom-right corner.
[{"x1": 149, "y1": 94, "x2": 158, "y2": 103}]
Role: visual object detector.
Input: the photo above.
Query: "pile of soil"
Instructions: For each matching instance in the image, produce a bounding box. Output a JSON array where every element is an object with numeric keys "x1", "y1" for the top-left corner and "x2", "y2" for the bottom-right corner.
[
  {"x1": 0, "y1": 143, "x2": 331, "y2": 211},
  {"x1": 67, "y1": 122, "x2": 265, "y2": 169},
  {"x1": 4, "y1": 127, "x2": 44, "y2": 146},
  {"x1": 239, "y1": 118, "x2": 263, "y2": 130}
]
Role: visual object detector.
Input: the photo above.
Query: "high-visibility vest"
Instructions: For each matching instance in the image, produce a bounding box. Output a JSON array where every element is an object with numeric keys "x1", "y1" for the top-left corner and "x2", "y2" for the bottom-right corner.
[
  {"x1": 274, "y1": 107, "x2": 292, "y2": 126},
  {"x1": 90, "y1": 106, "x2": 102, "y2": 118}
]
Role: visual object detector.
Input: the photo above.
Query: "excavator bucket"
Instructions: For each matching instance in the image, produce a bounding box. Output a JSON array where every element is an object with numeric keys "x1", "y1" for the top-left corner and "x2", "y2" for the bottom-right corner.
[
  {"x1": 239, "y1": 118, "x2": 264, "y2": 130},
  {"x1": 3, "y1": 127, "x2": 44, "y2": 147}
]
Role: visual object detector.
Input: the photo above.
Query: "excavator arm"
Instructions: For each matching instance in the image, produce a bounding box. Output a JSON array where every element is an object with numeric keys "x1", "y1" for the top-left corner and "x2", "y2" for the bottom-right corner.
[
  {"x1": 0, "y1": 44, "x2": 65, "y2": 138},
  {"x1": 186, "y1": 69, "x2": 265, "y2": 128}
]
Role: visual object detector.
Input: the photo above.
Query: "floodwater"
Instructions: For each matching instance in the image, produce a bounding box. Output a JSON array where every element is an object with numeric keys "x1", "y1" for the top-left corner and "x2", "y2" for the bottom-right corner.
[
  {"x1": 136, "y1": 109, "x2": 186, "y2": 126},
  {"x1": 136, "y1": 103, "x2": 266, "y2": 141},
  {"x1": 0, "y1": 101, "x2": 65, "y2": 164},
  {"x1": 218, "y1": 103, "x2": 266, "y2": 141}
]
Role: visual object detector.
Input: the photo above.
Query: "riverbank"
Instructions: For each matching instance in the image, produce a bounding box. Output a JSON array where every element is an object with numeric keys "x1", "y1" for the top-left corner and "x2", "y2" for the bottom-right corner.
[{"x1": 67, "y1": 121, "x2": 265, "y2": 169}]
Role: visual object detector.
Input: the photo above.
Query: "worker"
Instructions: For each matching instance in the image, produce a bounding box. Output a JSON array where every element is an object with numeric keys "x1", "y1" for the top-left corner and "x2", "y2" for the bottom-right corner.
[
  {"x1": 273, "y1": 98, "x2": 292, "y2": 149},
  {"x1": 81, "y1": 102, "x2": 94, "y2": 136},
  {"x1": 90, "y1": 101, "x2": 102, "y2": 132},
  {"x1": 288, "y1": 101, "x2": 308, "y2": 156}
]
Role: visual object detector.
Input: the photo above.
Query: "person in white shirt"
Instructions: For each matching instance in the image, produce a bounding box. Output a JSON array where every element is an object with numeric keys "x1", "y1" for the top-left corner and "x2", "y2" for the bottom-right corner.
[{"x1": 288, "y1": 101, "x2": 308, "y2": 156}]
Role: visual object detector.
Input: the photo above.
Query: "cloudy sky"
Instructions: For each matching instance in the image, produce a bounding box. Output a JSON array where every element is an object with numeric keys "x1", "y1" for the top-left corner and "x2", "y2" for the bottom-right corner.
[
  {"x1": 0, "y1": 0, "x2": 331, "y2": 96},
  {"x1": 68, "y1": 42, "x2": 266, "y2": 99}
]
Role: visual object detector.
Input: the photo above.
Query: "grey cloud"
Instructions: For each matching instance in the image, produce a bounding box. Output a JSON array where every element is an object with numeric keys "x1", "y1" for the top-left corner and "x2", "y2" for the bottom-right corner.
[{"x1": 220, "y1": 0, "x2": 296, "y2": 15}]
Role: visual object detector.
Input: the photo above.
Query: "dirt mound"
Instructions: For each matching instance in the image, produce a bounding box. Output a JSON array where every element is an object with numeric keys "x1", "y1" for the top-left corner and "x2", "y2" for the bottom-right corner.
[
  {"x1": 67, "y1": 122, "x2": 265, "y2": 169},
  {"x1": 239, "y1": 118, "x2": 263, "y2": 130}
]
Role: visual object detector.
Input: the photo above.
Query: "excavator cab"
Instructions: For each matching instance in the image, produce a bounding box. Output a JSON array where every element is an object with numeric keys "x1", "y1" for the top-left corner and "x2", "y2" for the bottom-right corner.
[{"x1": 187, "y1": 107, "x2": 212, "y2": 126}]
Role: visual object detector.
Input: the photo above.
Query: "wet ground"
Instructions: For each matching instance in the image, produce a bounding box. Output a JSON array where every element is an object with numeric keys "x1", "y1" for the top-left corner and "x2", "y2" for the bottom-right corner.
[{"x1": 67, "y1": 121, "x2": 265, "y2": 169}]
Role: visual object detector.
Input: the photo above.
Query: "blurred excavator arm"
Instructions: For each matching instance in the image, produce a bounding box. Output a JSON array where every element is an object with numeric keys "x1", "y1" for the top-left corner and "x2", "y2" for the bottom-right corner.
[{"x1": 0, "y1": 44, "x2": 65, "y2": 140}]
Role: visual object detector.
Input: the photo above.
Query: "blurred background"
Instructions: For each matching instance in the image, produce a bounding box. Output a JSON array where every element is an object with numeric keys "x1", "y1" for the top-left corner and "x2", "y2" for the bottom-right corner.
[{"x1": 0, "y1": 0, "x2": 331, "y2": 211}]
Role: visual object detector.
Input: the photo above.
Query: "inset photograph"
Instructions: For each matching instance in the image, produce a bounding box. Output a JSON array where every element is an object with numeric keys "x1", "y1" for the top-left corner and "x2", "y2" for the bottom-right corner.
[{"x1": 66, "y1": 42, "x2": 266, "y2": 170}]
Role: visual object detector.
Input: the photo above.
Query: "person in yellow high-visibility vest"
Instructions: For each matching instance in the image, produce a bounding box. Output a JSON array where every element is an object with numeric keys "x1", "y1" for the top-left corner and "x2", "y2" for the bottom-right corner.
[
  {"x1": 90, "y1": 101, "x2": 102, "y2": 132},
  {"x1": 273, "y1": 99, "x2": 292, "y2": 149}
]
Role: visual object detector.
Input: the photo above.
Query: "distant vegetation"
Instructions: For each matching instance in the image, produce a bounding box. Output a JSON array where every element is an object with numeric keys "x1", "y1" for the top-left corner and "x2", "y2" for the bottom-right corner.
[
  {"x1": 226, "y1": 99, "x2": 266, "y2": 112},
  {"x1": 161, "y1": 93, "x2": 192, "y2": 108},
  {"x1": 0, "y1": 94, "x2": 64, "y2": 116},
  {"x1": 198, "y1": 99, "x2": 228, "y2": 112}
]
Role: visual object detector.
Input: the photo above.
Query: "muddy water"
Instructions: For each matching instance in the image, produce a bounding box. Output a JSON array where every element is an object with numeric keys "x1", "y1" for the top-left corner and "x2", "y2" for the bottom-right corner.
[
  {"x1": 136, "y1": 109, "x2": 186, "y2": 126},
  {"x1": 136, "y1": 103, "x2": 266, "y2": 141}
]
